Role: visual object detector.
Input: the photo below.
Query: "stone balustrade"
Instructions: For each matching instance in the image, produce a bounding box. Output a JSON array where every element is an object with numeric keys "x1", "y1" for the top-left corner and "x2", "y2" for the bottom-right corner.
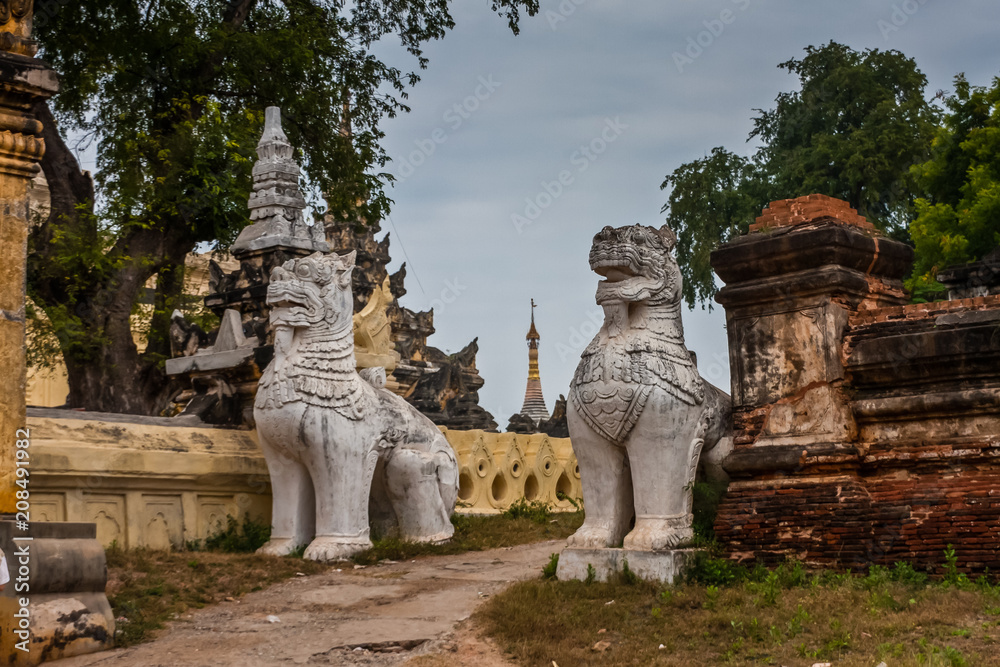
[
  {"x1": 444, "y1": 428, "x2": 581, "y2": 514},
  {"x1": 24, "y1": 409, "x2": 581, "y2": 550}
]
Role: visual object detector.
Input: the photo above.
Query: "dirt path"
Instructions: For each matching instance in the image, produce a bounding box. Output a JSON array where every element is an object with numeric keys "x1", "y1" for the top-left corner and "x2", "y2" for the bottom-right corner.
[{"x1": 54, "y1": 540, "x2": 563, "y2": 667}]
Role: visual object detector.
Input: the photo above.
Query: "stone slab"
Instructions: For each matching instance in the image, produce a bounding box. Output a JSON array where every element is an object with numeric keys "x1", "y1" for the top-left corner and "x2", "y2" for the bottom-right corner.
[
  {"x1": 556, "y1": 547, "x2": 701, "y2": 584},
  {"x1": 230, "y1": 234, "x2": 328, "y2": 255},
  {"x1": 165, "y1": 347, "x2": 255, "y2": 375}
]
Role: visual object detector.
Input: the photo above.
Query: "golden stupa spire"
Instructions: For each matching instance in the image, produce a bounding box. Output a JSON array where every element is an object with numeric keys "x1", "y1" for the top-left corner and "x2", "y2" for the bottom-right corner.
[{"x1": 520, "y1": 299, "x2": 549, "y2": 423}]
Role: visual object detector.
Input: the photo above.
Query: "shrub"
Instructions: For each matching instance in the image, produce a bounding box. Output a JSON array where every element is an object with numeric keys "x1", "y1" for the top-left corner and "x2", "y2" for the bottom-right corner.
[{"x1": 201, "y1": 515, "x2": 271, "y2": 553}]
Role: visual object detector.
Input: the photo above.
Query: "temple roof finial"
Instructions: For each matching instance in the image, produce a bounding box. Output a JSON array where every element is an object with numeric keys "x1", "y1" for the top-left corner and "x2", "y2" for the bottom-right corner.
[{"x1": 526, "y1": 298, "x2": 540, "y2": 341}]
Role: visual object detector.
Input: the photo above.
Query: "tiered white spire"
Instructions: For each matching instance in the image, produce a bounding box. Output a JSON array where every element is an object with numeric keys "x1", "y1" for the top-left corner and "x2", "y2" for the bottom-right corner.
[{"x1": 230, "y1": 106, "x2": 328, "y2": 255}]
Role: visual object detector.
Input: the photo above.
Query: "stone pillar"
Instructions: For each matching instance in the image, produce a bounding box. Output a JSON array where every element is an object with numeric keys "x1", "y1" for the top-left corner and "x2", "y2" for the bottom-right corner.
[
  {"x1": 710, "y1": 195, "x2": 912, "y2": 565},
  {"x1": 712, "y1": 195, "x2": 911, "y2": 452},
  {"x1": 0, "y1": 0, "x2": 57, "y2": 516},
  {"x1": 1, "y1": 8, "x2": 115, "y2": 664}
]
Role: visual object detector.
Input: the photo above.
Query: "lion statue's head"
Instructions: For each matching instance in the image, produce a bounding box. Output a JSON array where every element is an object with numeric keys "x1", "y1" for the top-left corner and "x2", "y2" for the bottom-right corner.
[
  {"x1": 589, "y1": 224, "x2": 680, "y2": 306},
  {"x1": 267, "y1": 251, "x2": 356, "y2": 334}
]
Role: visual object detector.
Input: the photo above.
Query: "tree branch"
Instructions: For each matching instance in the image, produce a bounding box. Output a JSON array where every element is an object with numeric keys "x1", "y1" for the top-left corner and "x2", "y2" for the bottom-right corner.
[{"x1": 31, "y1": 100, "x2": 95, "y2": 250}]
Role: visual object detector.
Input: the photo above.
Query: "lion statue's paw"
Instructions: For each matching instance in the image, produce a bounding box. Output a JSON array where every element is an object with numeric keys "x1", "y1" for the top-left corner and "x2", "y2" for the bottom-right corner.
[
  {"x1": 566, "y1": 522, "x2": 618, "y2": 549},
  {"x1": 256, "y1": 538, "x2": 302, "y2": 557},
  {"x1": 424, "y1": 528, "x2": 455, "y2": 545},
  {"x1": 303, "y1": 536, "x2": 373, "y2": 562},
  {"x1": 623, "y1": 519, "x2": 694, "y2": 551}
]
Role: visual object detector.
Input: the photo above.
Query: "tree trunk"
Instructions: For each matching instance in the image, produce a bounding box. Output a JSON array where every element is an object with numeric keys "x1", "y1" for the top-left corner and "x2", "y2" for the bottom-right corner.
[
  {"x1": 29, "y1": 101, "x2": 193, "y2": 415},
  {"x1": 27, "y1": 1, "x2": 262, "y2": 415}
]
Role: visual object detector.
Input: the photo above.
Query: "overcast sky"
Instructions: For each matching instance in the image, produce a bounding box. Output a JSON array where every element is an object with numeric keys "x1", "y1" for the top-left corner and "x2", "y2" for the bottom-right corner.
[{"x1": 369, "y1": 0, "x2": 1000, "y2": 425}]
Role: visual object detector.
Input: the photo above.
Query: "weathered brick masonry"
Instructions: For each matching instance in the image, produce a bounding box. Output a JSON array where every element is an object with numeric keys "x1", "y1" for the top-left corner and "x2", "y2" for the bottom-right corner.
[{"x1": 712, "y1": 195, "x2": 1000, "y2": 573}]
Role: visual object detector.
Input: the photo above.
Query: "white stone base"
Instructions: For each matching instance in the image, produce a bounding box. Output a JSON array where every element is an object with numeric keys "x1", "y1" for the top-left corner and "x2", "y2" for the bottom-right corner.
[{"x1": 556, "y1": 547, "x2": 702, "y2": 584}]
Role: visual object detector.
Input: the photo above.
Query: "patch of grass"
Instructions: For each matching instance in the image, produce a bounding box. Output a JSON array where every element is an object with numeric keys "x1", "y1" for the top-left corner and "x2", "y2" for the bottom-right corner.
[
  {"x1": 477, "y1": 548, "x2": 1000, "y2": 666},
  {"x1": 106, "y1": 544, "x2": 327, "y2": 647},
  {"x1": 351, "y1": 509, "x2": 583, "y2": 565},
  {"x1": 501, "y1": 498, "x2": 553, "y2": 524}
]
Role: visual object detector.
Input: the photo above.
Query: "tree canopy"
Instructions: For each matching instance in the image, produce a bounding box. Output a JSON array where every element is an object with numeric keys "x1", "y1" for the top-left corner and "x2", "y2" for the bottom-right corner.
[
  {"x1": 908, "y1": 75, "x2": 1000, "y2": 297},
  {"x1": 661, "y1": 41, "x2": 941, "y2": 308},
  {"x1": 28, "y1": 0, "x2": 538, "y2": 414}
]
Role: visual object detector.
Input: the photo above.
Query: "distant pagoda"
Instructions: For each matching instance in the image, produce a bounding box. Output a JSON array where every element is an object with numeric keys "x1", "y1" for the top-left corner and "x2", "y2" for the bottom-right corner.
[{"x1": 519, "y1": 299, "x2": 550, "y2": 424}]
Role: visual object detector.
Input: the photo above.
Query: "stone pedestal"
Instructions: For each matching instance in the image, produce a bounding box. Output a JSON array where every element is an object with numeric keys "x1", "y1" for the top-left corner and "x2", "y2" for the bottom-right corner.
[
  {"x1": 557, "y1": 547, "x2": 699, "y2": 584},
  {"x1": 0, "y1": 521, "x2": 114, "y2": 665}
]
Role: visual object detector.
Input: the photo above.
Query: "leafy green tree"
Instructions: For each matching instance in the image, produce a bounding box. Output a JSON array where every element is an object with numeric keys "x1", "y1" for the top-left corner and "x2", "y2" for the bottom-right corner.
[
  {"x1": 28, "y1": 0, "x2": 538, "y2": 414},
  {"x1": 659, "y1": 147, "x2": 763, "y2": 307},
  {"x1": 907, "y1": 75, "x2": 1000, "y2": 298},
  {"x1": 662, "y1": 41, "x2": 938, "y2": 307}
]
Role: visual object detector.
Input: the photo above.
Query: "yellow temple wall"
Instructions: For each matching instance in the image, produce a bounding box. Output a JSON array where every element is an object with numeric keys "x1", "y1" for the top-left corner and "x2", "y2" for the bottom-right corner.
[
  {"x1": 444, "y1": 428, "x2": 581, "y2": 514},
  {"x1": 23, "y1": 411, "x2": 580, "y2": 549}
]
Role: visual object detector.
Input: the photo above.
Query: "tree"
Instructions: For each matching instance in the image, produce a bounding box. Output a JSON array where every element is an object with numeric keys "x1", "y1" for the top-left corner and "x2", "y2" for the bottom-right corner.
[
  {"x1": 28, "y1": 0, "x2": 538, "y2": 414},
  {"x1": 659, "y1": 147, "x2": 763, "y2": 307},
  {"x1": 907, "y1": 75, "x2": 1000, "y2": 298},
  {"x1": 661, "y1": 41, "x2": 938, "y2": 307}
]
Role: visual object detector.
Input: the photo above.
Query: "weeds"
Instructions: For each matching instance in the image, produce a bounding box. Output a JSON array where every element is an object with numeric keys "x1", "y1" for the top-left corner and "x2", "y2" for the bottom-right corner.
[
  {"x1": 501, "y1": 498, "x2": 552, "y2": 524},
  {"x1": 556, "y1": 491, "x2": 583, "y2": 511},
  {"x1": 691, "y1": 479, "x2": 728, "y2": 541},
  {"x1": 185, "y1": 515, "x2": 271, "y2": 553},
  {"x1": 944, "y1": 544, "x2": 972, "y2": 589},
  {"x1": 703, "y1": 584, "x2": 720, "y2": 610},
  {"x1": 542, "y1": 553, "x2": 559, "y2": 579},
  {"x1": 619, "y1": 558, "x2": 640, "y2": 585}
]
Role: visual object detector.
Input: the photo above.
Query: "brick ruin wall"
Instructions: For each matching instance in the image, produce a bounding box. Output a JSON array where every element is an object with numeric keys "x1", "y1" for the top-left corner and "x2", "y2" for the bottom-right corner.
[{"x1": 711, "y1": 195, "x2": 1000, "y2": 574}]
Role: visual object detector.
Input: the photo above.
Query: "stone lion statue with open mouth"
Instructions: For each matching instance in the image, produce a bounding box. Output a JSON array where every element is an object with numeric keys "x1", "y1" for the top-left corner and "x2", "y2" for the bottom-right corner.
[
  {"x1": 567, "y1": 224, "x2": 732, "y2": 551},
  {"x1": 254, "y1": 251, "x2": 459, "y2": 562}
]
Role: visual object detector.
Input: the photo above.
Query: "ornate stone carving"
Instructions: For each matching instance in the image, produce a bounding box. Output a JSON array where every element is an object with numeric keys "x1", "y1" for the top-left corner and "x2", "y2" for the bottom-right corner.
[
  {"x1": 0, "y1": 0, "x2": 37, "y2": 57},
  {"x1": 565, "y1": 224, "x2": 733, "y2": 553},
  {"x1": 254, "y1": 251, "x2": 459, "y2": 562},
  {"x1": 327, "y1": 217, "x2": 499, "y2": 431},
  {"x1": 353, "y1": 275, "x2": 400, "y2": 372}
]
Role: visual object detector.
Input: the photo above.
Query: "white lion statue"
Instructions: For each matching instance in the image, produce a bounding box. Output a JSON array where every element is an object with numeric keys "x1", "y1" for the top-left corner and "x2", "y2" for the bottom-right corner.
[
  {"x1": 254, "y1": 251, "x2": 459, "y2": 562},
  {"x1": 567, "y1": 224, "x2": 732, "y2": 551}
]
